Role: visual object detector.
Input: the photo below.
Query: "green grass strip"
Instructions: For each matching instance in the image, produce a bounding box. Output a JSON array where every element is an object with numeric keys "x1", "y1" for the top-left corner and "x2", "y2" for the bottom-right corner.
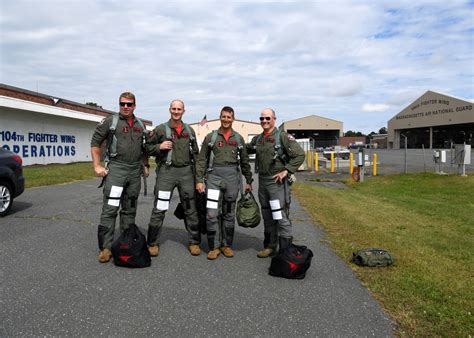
[{"x1": 293, "y1": 173, "x2": 473, "y2": 337}]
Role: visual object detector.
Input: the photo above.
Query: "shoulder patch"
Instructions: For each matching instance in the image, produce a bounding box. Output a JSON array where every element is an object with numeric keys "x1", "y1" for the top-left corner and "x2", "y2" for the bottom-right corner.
[
  {"x1": 287, "y1": 134, "x2": 296, "y2": 141},
  {"x1": 99, "y1": 118, "x2": 106, "y2": 125}
]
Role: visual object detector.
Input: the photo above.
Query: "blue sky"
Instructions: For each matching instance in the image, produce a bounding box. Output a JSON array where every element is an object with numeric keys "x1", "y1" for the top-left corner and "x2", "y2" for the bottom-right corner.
[{"x1": 1, "y1": 0, "x2": 473, "y2": 133}]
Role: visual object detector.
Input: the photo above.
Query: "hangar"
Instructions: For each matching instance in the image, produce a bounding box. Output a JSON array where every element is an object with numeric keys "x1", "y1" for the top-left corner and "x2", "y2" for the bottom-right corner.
[
  {"x1": 188, "y1": 118, "x2": 261, "y2": 147},
  {"x1": 279, "y1": 115, "x2": 343, "y2": 148},
  {"x1": 388, "y1": 90, "x2": 473, "y2": 149},
  {"x1": 0, "y1": 83, "x2": 152, "y2": 165}
]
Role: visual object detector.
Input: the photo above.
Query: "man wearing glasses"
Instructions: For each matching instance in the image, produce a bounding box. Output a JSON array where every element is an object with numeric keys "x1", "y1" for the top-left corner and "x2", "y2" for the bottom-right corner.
[
  {"x1": 91, "y1": 92, "x2": 149, "y2": 263},
  {"x1": 247, "y1": 108, "x2": 305, "y2": 258},
  {"x1": 145, "y1": 99, "x2": 202, "y2": 257}
]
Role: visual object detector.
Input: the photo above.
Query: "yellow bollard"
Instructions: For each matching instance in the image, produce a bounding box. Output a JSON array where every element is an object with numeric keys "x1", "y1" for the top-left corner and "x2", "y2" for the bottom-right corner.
[
  {"x1": 349, "y1": 153, "x2": 354, "y2": 174},
  {"x1": 315, "y1": 152, "x2": 319, "y2": 173},
  {"x1": 330, "y1": 152, "x2": 335, "y2": 173},
  {"x1": 373, "y1": 153, "x2": 377, "y2": 176}
]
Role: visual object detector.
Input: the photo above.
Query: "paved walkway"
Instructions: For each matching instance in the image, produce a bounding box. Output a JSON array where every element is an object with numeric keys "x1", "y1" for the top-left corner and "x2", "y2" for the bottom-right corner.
[{"x1": 1, "y1": 170, "x2": 394, "y2": 336}]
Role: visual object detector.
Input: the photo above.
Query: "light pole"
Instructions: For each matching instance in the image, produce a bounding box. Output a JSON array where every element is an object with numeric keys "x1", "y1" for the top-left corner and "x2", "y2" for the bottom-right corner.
[{"x1": 401, "y1": 133, "x2": 408, "y2": 174}]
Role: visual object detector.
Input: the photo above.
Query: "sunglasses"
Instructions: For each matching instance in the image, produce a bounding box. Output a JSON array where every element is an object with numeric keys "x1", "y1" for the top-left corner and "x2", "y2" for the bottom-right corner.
[
  {"x1": 259, "y1": 116, "x2": 272, "y2": 121},
  {"x1": 119, "y1": 102, "x2": 134, "y2": 107}
]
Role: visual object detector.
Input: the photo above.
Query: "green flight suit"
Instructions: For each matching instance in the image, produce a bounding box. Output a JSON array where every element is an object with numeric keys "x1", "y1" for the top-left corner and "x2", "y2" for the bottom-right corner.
[
  {"x1": 195, "y1": 129, "x2": 253, "y2": 250},
  {"x1": 247, "y1": 129, "x2": 305, "y2": 250},
  {"x1": 146, "y1": 120, "x2": 201, "y2": 246},
  {"x1": 91, "y1": 114, "x2": 147, "y2": 250}
]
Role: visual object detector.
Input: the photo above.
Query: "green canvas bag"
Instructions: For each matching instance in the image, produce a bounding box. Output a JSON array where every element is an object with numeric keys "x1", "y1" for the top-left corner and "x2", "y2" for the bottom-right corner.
[
  {"x1": 352, "y1": 248, "x2": 395, "y2": 267},
  {"x1": 236, "y1": 192, "x2": 261, "y2": 228}
]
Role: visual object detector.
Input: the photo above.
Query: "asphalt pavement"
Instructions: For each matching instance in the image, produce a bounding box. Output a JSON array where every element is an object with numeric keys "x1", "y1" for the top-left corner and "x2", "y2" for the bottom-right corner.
[{"x1": 1, "y1": 169, "x2": 394, "y2": 336}]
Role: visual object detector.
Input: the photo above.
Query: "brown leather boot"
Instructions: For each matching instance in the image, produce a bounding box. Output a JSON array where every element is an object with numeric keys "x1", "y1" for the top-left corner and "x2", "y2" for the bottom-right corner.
[
  {"x1": 98, "y1": 248, "x2": 112, "y2": 263},
  {"x1": 148, "y1": 245, "x2": 159, "y2": 257},
  {"x1": 207, "y1": 249, "x2": 221, "y2": 260},
  {"x1": 257, "y1": 248, "x2": 274, "y2": 258},
  {"x1": 220, "y1": 246, "x2": 234, "y2": 258},
  {"x1": 189, "y1": 244, "x2": 201, "y2": 256}
]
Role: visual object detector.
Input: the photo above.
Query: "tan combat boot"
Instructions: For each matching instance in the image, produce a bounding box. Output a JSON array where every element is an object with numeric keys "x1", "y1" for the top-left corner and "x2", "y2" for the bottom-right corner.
[
  {"x1": 220, "y1": 246, "x2": 234, "y2": 258},
  {"x1": 207, "y1": 249, "x2": 221, "y2": 260},
  {"x1": 148, "y1": 245, "x2": 159, "y2": 257},
  {"x1": 189, "y1": 244, "x2": 201, "y2": 256},
  {"x1": 98, "y1": 248, "x2": 112, "y2": 263},
  {"x1": 257, "y1": 248, "x2": 274, "y2": 258}
]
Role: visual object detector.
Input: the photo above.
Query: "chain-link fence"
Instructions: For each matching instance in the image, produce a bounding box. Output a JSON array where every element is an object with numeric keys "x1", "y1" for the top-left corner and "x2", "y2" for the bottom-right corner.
[{"x1": 301, "y1": 147, "x2": 473, "y2": 176}]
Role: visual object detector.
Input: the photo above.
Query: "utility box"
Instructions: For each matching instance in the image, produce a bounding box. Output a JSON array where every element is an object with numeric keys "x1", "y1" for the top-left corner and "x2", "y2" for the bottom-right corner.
[
  {"x1": 433, "y1": 150, "x2": 446, "y2": 163},
  {"x1": 357, "y1": 149, "x2": 364, "y2": 166},
  {"x1": 454, "y1": 144, "x2": 471, "y2": 165}
]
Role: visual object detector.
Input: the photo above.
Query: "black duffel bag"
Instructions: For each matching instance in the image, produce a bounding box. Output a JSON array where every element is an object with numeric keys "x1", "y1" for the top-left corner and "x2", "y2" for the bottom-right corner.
[
  {"x1": 269, "y1": 243, "x2": 313, "y2": 279},
  {"x1": 174, "y1": 191, "x2": 207, "y2": 235},
  {"x1": 111, "y1": 224, "x2": 151, "y2": 268}
]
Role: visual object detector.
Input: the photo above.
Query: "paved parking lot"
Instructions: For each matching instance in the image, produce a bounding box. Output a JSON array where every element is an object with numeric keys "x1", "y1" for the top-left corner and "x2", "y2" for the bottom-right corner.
[{"x1": 1, "y1": 170, "x2": 394, "y2": 336}]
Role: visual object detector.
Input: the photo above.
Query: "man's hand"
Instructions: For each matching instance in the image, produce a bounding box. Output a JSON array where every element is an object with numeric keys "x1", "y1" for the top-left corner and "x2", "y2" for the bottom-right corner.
[
  {"x1": 94, "y1": 165, "x2": 108, "y2": 177},
  {"x1": 143, "y1": 166, "x2": 150, "y2": 177},
  {"x1": 160, "y1": 141, "x2": 173, "y2": 150},
  {"x1": 272, "y1": 169, "x2": 288, "y2": 184},
  {"x1": 196, "y1": 182, "x2": 206, "y2": 193},
  {"x1": 245, "y1": 183, "x2": 253, "y2": 192}
]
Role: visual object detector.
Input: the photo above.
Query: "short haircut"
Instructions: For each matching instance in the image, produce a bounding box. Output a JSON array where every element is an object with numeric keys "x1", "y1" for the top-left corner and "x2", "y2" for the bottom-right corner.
[
  {"x1": 170, "y1": 99, "x2": 185, "y2": 109},
  {"x1": 220, "y1": 106, "x2": 234, "y2": 118},
  {"x1": 120, "y1": 92, "x2": 136, "y2": 105}
]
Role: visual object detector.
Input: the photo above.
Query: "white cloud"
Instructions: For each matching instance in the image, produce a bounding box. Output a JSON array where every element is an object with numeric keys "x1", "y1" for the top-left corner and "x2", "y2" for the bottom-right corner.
[
  {"x1": 361, "y1": 103, "x2": 391, "y2": 113},
  {"x1": 1, "y1": 0, "x2": 472, "y2": 133}
]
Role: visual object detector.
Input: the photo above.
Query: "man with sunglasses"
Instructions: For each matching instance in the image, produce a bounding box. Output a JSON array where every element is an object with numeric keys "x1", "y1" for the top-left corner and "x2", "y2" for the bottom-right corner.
[
  {"x1": 91, "y1": 92, "x2": 149, "y2": 263},
  {"x1": 247, "y1": 108, "x2": 305, "y2": 258},
  {"x1": 145, "y1": 99, "x2": 202, "y2": 257},
  {"x1": 195, "y1": 106, "x2": 253, "y2": 260}
]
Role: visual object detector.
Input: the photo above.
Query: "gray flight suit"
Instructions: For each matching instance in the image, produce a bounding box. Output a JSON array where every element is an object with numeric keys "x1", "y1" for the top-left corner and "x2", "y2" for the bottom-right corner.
[
  {"x1": 195, "y1": 129, "x2": 252, "y2": 250},
  {"x1": 146, "y1": 120, "x2": 201, "y2": 246},
  {"x1": 91, "y1": 114, "x2": 147, "y2": 250},
  {"x1": 247, "y1": 129, "x2": 305, "y2": 250}
]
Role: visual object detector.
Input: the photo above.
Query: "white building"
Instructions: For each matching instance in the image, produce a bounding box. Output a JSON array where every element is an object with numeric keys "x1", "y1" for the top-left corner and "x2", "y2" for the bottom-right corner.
[{"x1": 0, "y1": 83, "x2": 152, "y2": 165}]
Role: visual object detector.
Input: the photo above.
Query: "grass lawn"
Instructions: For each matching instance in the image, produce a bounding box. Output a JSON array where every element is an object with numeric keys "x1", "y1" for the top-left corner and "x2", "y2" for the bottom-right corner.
[
  {"x1": 24, "y1": 162, "x2": 97, "y2": 188},
  {"x1": 23, "y1": 161, "x2": 157, "y2": 188},
  {"x1": 293, "y1": 173, "x2": 473, "y2": 337}
]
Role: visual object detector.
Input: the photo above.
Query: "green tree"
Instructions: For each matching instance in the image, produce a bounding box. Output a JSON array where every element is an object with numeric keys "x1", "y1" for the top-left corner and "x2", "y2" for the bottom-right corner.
[{"x1": 86, "y1": 102, "x2": 103, "y2": 109}]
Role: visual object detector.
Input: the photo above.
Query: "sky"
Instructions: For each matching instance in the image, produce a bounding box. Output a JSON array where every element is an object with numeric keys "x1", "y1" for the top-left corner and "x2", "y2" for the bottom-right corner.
[{"x1": 1, "y1": 0, "x2": 473, "y2": 133}]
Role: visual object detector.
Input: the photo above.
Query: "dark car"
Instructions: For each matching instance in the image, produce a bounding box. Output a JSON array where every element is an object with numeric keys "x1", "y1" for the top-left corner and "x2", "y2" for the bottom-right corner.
[{"x1": 0, "y1": 148, "x2": 25, "y2": 216}]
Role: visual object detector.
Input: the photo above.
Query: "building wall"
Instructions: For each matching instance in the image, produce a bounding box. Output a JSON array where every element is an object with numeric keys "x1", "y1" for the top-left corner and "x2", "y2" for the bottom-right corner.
[
  {"x1": 281, "y1": 115, "x2": 343, "y2": 137},
  {"x1": 188, "y1": 119, "x2": 261, "y2": 147},
  {"x1": 340, "y1": 136, "x2": 366, "y2": 147},
  {"x1": 1, "y1": 107, "x2": 98, "y2": 165},
  {"x1": 388, "y1": 91, "x2": 473, "y2": 149},
  {"x1": 1, "y1": 84, "x2": 154, "y2": 166},
  {"x1": 371, "y1": 134, "x2": 388, "y2": 148}
]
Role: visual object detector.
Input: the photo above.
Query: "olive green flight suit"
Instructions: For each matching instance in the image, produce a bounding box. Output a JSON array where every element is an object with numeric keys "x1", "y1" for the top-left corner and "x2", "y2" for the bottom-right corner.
[
  {"x1": 247, "y1": 129, "x2": 305, "y2": 251},
  {"x1": 195, "y1": 129, "x2": 253, "y2": 250},
  {"x1": 91, "y1": 114, "x2": 147, "y2": 250},
  {"x1": 146, "y1": 120, "x2": 201, "y2": 246}
]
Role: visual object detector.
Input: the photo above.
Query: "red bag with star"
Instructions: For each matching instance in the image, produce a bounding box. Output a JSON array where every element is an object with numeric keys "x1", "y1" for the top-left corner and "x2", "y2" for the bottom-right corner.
[
  {"x1": 269, "y1": 244, "x2": 313, "y2": 279},
  {"x1": 111, "y1": 224, "x2": 151, "y2": 268}
]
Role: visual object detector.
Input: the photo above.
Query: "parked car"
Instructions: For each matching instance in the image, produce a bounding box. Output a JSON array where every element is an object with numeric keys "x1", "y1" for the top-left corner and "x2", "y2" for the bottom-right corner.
[
  {"x1": 0, "y1": 148, "x2": 25, "y2": 216},
  {"x1": 322, "y1": 149, "x2": 350, "y2": 160}
]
